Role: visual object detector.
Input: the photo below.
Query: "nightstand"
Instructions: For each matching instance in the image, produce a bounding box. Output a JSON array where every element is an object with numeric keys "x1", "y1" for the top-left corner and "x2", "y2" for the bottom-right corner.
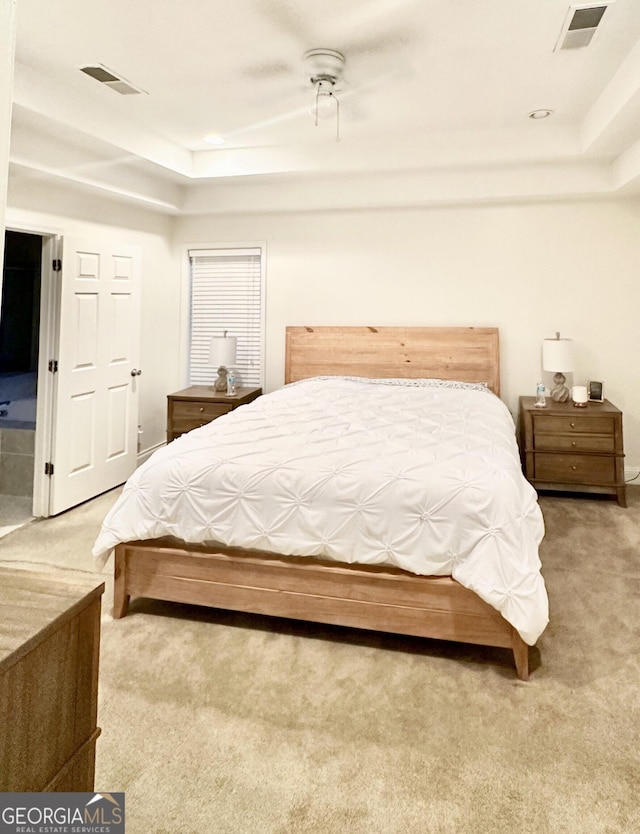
[
  {"x1": 167, "y1": 385, "x2": 262, "y2": 443},
  {"x1": 518, "y1": 396, "x2": 626, "y2": 507}
]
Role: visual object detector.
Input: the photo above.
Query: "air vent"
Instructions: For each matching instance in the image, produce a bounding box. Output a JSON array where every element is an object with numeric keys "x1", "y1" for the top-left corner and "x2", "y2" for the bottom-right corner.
[
  {"x1": 554, "y1": 3, "x2": 613, "y2": 51},
  {"x1": 80, "y1": 64, "x2": 146, "y2": 95}
]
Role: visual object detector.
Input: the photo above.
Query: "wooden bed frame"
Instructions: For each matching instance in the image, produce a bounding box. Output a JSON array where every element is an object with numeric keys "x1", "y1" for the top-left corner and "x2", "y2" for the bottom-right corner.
[{"x1": 113, "y1": 326, "x2": 532, "y2": 680}]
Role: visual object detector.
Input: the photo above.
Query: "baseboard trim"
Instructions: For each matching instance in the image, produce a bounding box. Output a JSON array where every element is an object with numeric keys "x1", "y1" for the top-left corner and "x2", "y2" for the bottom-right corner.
[{"x1": 137, "y1": 442, "x2": 165, "y2": 466}]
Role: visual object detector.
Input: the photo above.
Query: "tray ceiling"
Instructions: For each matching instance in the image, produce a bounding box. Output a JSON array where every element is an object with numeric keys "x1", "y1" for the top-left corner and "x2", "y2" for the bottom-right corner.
[{"x1": 9, "y1": 0, "x2": 640, "y2": 212}]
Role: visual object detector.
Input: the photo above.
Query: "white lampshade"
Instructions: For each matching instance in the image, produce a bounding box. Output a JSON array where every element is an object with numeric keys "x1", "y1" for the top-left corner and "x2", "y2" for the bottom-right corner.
[
  {"x1": 542, "y1": 336, "x2": 574, "y2": 373},
  {"x1": 209, "y1": 335, "x2": 237, "y2": 368}
]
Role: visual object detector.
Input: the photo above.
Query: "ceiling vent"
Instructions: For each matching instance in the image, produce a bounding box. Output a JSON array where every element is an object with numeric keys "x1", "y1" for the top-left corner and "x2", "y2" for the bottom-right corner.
[
  {"x1": 79, "y1": 64, "x2": 146, "y2": 95},
  {"x1": 554, "y1": 3, "x2": 613, "y2": 50}
]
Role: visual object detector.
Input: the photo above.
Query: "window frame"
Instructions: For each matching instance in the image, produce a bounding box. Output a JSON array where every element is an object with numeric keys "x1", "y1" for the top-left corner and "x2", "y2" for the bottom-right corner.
[{"x1": 180, "y1": 241, "x2": 266, "y2": 390}]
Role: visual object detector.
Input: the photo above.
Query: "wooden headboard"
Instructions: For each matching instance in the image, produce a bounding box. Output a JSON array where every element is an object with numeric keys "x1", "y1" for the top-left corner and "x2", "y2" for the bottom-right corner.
[{"x1": 285, "y1": 326, "x2": 500, "y2": 395}]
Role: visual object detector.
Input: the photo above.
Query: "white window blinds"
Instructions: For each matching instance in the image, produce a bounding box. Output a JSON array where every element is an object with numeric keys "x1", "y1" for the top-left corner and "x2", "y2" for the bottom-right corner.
[{"x1": 188, "y1": 247, "x2": 263, "y2": 387}]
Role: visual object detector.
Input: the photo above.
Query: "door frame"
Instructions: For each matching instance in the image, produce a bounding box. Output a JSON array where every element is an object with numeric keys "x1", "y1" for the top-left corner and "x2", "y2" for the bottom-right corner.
[
  {"x1": 4, "y1": 220, "x2": 61, "y2": 517},
  {"x1": 33, "y1": 234, "x2": 60, "y2": 517}
]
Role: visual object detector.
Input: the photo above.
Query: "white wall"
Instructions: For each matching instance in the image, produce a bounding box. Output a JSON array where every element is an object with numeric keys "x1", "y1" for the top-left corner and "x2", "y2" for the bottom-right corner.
[
  {"x1": 7, "y1": 175, "x2": 181, "y2": 451},
  {"x1": 175, "y1": 198, "x2": 640, "y2": 472},
  {"x1": 0, "y1": 0, "x2": 17, "y2": 282},
  {"x1": 7, "y1": 172, "x2": 640, "y2": 473}
]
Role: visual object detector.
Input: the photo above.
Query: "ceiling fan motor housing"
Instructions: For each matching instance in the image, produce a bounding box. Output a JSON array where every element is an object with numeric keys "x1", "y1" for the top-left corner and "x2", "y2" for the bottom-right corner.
[{"x1": 304, "y1": 48, "x2": 345, "y2": 90}]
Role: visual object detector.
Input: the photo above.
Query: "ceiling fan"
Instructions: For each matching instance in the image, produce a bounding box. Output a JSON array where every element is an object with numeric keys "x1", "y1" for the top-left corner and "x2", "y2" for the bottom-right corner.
[
  {"x1": 229, "y1": 43, "x2": 409, "y2": 145},
  {"x1": 304, "y1": 48, "x2": 345, "y2": 137},
  {"x1": 226, "y1": 0, "x2": 420, "y2": 143}
]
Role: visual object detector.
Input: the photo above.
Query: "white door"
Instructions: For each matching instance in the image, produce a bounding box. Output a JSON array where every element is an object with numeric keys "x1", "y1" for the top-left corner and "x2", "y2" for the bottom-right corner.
[{"x1": 48, "y1": 239, "x2": 141, "y2": 515}]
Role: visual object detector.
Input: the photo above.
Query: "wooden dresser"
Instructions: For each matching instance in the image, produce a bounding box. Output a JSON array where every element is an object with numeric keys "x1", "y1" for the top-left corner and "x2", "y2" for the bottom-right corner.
[
  {"x1": 518, "y1": 396, "x2": 626, "y2": 506},
  {"x1": 167, "y1": 385, "x2": 262, "y2": 443},
  {"x1": 0, "y1": 568, "x2": 105, "y2": 791}
]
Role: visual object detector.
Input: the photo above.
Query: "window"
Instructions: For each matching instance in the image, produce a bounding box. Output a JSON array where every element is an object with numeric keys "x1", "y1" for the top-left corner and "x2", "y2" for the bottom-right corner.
[{"x1": 188, "y1": 247, "x2": 264, "y2": 388}]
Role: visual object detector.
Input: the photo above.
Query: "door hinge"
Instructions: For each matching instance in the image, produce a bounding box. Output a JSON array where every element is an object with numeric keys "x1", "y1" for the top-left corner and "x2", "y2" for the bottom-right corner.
[
  {"x1": 44, "y1": 462, "x2": 54, "y2": 476},
  {"x1": 52, "y1": 258, "x2": 62, "y2": 272},
  {"x1": 48, "y1": 359, "x2": 58, "y2": 373}
]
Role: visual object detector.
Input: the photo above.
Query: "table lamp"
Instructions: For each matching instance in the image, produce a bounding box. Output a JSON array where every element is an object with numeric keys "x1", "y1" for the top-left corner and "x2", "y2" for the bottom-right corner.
[
  {"x1": 542, "y1": 332, "x2": 574, "y2": 403},
  {"x1": 209, "y1": 332, "x2": 237, "y2": 393}
]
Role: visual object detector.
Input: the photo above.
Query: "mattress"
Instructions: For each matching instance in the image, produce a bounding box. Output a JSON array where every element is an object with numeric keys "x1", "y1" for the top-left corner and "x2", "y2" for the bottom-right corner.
[{"x1": 93, "y1": 376, "x2": 548, "y2": 644}]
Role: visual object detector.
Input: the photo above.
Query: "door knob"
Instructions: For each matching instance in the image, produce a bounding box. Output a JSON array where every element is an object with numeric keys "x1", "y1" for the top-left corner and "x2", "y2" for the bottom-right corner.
[{"x1": 131, "y1": 369, "x2": 142, "y2": 377}]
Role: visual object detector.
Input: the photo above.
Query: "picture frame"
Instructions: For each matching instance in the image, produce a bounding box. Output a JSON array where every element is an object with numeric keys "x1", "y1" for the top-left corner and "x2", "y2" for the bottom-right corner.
[{"x1": 588, "y1": 380, "x2": 604, "y2": 402}]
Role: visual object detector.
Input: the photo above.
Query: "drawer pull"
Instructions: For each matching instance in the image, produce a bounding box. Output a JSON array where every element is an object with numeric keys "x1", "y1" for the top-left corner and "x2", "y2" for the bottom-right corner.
[
  {"x1": 570, "y1": 422, "x2": 575, "y2": 428},
  {"x1": 199, "y1": 407, "x2": 204, "y2": 412},
  {"x1": 572, "y1": 465, "x2": 577, "y2": 471},
  {"x1": 571, "y1": 441, "x2": 576, "y2": 447}
]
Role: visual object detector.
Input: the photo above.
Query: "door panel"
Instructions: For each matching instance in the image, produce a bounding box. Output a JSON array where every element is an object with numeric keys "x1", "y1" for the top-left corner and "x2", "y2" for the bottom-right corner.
[
  {"x1": 69, "y1": 392, "x2": 94, "y2": 473},
  {"x1": 106, "y1": 384, "x2": 129, "y2": 459},
  {"x1": 74, "y1": 293, "x2": 99, "y2": 367},
  {"x1": 110, "y1": 295, "x2": 132, "y2": 361},
  {"x1": 48, "y1": 239, "x2": 141, "y2": 515}
]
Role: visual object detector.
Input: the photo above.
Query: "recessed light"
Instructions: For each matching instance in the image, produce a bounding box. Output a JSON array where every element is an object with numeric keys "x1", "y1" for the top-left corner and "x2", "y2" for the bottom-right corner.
[
  {"x1": 528, "y1": 109, "x2": 554, "y2": 120},
  {"x1": 204, "y1": 134, "x2": 226, "y2": 146}
]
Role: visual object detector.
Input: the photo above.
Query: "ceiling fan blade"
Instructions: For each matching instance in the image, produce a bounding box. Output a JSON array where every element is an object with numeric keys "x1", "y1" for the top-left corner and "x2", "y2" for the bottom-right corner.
[
  {"x1": 341, "y1": 28, "x2": 413, "y2": 60},
  {"x1": 334, "y1": 59, "x2": 414, "y2": 122},
  {"x1": 344, "y1": 57, "x2": 414, "y2": 98},
  {"x1": 336, "y1": 0, "x2": 422, "y2": 39},
  {"x1": 254, "y1": 0, "x2": 313, "y2": 47},
  {"x1": 240, "y1": 59, "x2": 295, "y2": 81},
  {"x1": 223, "y1": 102, "x2": 311, "y2": 140}
]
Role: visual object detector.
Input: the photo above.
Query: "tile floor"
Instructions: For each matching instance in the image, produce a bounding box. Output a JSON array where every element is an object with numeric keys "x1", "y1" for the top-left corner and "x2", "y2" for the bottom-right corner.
[
  {"x1": 0, "y1": 495, "x2": 34, "y2": 538},
  {"x1": 0, "y1": 427, "x2": 35, "y2": 498}
]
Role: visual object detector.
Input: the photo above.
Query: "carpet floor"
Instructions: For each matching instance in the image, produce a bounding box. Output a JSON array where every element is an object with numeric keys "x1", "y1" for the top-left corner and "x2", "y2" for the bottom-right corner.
[{"x1": 0, "y1": 486, "x2": 638, "y2": 833}]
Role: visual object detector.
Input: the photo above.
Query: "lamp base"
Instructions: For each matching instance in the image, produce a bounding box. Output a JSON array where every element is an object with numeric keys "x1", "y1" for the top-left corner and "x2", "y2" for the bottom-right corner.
[
  {"x1": 212, "y1": 366, "x2": 228, "y2": 392},
  {"x1": 572, "y1": 401, "x2": 588, "y2": 408},
  {"x1": 550, "y1": 373, "x2": 570, "y2": 403}
]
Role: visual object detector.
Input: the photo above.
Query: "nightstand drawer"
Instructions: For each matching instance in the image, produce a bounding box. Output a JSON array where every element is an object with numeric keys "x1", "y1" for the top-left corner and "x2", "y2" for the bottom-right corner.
[
  {"x1": 167, "y1": 386, "x2": 262, "y2": 444},
  {"x1": 171, "y1": 400, "x2": 233, "y2": 424},
  {"x1": 532, "y1": 414, "x2": 614, "y2": 435},
  {"x1": 534, "y1": 433, "x2": 615, "y2": 453},
  {"x1": 535, "y1": 453, "x2": 615, "y2": 484},
  {"x1": 170, "y1": 401, "x2": 232, "y2": 433}
]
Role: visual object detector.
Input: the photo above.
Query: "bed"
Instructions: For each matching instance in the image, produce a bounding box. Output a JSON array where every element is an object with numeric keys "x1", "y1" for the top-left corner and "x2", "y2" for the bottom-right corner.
[{"x1": 93, "y1": 326, "x2": 548, "y2": 680}]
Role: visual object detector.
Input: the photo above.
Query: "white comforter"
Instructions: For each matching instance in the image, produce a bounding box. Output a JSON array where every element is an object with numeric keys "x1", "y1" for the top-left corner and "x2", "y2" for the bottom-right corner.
[{"x1": 93, "y1": 377, "x2": 548, "y2": 644}]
